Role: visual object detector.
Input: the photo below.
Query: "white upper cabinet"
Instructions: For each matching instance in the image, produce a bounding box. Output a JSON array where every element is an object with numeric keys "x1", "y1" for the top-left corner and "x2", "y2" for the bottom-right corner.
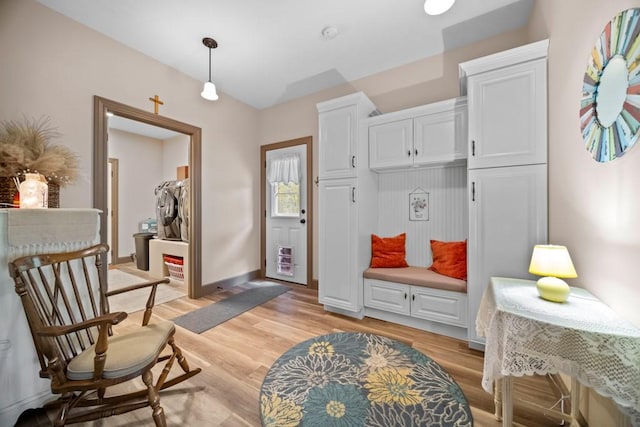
[
  {"x1": 318, "y1": 92, "x2": 376, "y2": 179},
  {"x1": 369, "y1": 119, "x2": 413, "y2": 169},
  {"x1": 319, "y1": 105, "x2": 357, "y2": 178},
  {"x1": 414, "y1": 105, "x2": 467, "y2": 165},
  {"x1": 460, "y1": 40, "x2": 548, "y2": 169},
  {"x1": 368, "y1": 97, "x2": 467, "y2": 171}
]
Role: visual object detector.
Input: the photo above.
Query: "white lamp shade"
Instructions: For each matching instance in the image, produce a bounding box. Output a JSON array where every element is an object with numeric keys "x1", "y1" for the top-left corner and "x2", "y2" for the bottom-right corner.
[
  {"x1": 201, "y1": 81, "x2": 219, "y2": 101},
  {"x1": 424, "y1": 0, "x2": 455, "y2": 15},
  {"x1": 529, "y1": 245, "x2": 577, "y2": 278}
]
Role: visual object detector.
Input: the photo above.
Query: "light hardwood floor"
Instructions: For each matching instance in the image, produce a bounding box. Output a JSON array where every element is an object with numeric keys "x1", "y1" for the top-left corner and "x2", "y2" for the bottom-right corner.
[{"x1": 69, "y1": 281, "x2": 567, "y2": 426}]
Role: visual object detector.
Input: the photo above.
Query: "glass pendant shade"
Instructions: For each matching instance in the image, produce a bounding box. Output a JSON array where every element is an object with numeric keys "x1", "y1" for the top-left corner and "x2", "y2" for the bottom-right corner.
[
  {"x1": 424, "y1": 0, "x2": 455, "y2": 15},
  {"x1": 201, "y1": 81, "x2": 218, "y2": 101}
]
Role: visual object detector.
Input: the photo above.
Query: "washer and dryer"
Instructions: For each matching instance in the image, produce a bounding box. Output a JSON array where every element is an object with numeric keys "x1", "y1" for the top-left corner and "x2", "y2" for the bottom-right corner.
[{"x1": 155, "y1": 179, "x2": 189, "y2": 241}]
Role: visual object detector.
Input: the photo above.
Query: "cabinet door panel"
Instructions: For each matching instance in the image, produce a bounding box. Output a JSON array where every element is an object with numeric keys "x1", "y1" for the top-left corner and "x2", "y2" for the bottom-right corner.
[
  {"x1": 319, "y1": 105, "x2": 357, "y2": 178},
  {"x1": 411, "y1": 288, "x2": 468, "y2": 327},
  {"x1": 467, "y1": 164, "x2": 547, "y2": 345},
  {"x1": 318, "y1": 179, "x2": 358, "y2": 311},
  {"x1": 369, "y1": 119, "x2": 413, "y2": 170},
  {"x1": 414, "y1": 108, "x2": 467, "y2": 165},
  {"x1": 364, "y1": 279, "x2": 410, "y2": 315},
  {"x1": 468, "y1": 59, "x2": 547, "y2": 169}
]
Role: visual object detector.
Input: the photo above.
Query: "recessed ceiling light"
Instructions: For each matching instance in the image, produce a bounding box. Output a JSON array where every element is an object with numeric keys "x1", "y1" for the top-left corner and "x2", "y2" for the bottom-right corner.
[
  {"x1": 321, "y1": 26, "x2": 339, "y2": 41},
  {"x1": 424, "y1": 0, "x2": 455, "y2": 15}
]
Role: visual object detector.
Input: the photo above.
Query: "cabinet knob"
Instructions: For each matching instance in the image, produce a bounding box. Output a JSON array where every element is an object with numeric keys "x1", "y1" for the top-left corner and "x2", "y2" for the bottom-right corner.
[
  {"x1": 300, "y1": 219, "x2": 306, "y2": 224},
  {"x1": 407, "y1": 150, "x2": 411, "y2": 157},
  {"x1": 415, "y1": 149, "x2": 418, "y2": 156},
  {"x1": 404, "y1": 293, "x2": 407, "y2": 299},
  {"x1": 472, "y1": 140, "x2": 476, "y2": 156}
]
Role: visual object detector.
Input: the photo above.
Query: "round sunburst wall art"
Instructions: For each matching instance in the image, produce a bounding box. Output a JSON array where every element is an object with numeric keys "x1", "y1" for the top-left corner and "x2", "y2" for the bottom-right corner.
[{"x1": 581, "y1": 8, "x2": 640, "y2": 163}]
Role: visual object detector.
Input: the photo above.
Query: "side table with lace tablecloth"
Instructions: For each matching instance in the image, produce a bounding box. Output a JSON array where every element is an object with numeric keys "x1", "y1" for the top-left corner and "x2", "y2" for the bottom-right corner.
[{"x1": 477, "y1": 277, "x2": 640, "y2": 427}]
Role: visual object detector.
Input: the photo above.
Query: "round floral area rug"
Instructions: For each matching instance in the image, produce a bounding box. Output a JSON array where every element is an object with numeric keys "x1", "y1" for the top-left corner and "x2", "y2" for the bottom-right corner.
[{"x1": 259, "y1": 332, "x2": 473, "y2": 426}]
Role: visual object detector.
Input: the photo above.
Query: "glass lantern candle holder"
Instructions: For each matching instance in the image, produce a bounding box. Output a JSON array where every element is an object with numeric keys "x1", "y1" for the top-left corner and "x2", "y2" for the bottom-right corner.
[{"x1": 19, "y1": 173, "x2": 48, "y2": 209}]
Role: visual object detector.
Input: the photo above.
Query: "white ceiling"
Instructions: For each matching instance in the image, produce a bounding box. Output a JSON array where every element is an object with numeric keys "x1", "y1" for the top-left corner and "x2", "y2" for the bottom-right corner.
[{"x1": 37, "y1": 0, "x2": 533, "y2": 110}]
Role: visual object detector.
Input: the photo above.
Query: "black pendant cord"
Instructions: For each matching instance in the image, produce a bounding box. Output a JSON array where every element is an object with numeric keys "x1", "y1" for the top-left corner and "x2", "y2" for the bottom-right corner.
[{"x1": 208, "y1": 47, "x2": 212, "y2": 83}]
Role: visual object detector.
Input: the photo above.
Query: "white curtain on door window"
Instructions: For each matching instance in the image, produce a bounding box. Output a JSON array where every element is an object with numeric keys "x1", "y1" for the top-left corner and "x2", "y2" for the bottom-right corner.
[{"x1": 268, "y1": 154, "x2": 301, "y2": 184}]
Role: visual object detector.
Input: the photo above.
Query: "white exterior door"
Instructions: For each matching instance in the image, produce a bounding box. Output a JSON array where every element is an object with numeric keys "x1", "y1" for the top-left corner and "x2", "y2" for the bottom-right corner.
[{"x1": 265, "y1": 145, "x2": 308, "y2": 285}]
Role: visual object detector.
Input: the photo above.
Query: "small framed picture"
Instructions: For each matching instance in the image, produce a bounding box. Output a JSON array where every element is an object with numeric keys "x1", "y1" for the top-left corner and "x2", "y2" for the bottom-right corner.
[{"x1": 409, "y1": 191, "x2": 429, "y2": 221}]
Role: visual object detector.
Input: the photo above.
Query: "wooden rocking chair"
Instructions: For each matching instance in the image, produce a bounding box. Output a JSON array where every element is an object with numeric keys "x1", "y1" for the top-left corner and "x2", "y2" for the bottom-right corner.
[{"x1": 8, "y1": 243, "x2": 201, "y2": 426}]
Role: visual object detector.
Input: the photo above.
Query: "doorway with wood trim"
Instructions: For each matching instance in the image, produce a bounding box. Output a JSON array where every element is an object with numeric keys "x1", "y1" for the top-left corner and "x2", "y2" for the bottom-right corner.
[
  {"x1": 260, "y1": 136, "x2": 313, "y2": 288},
  {"x1": 107, "y1": 157, "x2": 123, "y2": 265}
]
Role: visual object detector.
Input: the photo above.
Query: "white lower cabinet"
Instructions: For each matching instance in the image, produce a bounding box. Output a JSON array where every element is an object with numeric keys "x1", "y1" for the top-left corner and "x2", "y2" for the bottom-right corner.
[
  {"x1": 364, "y1": 279, "x2": 411, "y2": 315},
  {"x1": 318, "y1": 178, "x2": 359, "y2": 312},
  {"x1": 364, "y1": 279, "x2": 467, "y2": 328},
  {"x1": 467, "y1": 164, "x2": 547, "y2": 347}
]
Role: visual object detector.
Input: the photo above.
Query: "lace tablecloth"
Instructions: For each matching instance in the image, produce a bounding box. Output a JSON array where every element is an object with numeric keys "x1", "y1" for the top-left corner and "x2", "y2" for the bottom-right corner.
[{"x1": 477, "y1": 277, "x2": 640, "y2": 425}]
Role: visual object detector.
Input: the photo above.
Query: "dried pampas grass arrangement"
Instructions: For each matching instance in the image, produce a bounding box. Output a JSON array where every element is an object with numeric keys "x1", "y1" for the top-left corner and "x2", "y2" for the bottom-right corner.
[{"x1": 0, "y1": 116, "x2": 79, "y2": 186}]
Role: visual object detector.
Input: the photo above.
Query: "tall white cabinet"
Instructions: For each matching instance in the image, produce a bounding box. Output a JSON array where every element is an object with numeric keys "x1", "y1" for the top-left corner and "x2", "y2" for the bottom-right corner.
[
  {"x1": 460, "y1": 40, "x2": 549, "y2": 348},
  {"x1": 317, "y1": 92, "x2": 377, "y2": 317}
]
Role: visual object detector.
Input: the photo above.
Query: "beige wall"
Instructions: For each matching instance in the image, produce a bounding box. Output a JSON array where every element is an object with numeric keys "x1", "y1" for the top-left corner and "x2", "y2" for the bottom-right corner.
[
  {"x1": 529, "y1": 1, "x2": 640, "y2": 424},
  {"x1": 529, "y1": 0, "x2": 640, "y2": 327},
  {"x1": 0, "y1": 0, "x2": 261, "y2": 285}
]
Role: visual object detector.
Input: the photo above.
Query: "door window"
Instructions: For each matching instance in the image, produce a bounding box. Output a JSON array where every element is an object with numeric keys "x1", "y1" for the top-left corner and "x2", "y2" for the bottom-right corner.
[{"x1": 271, "y1": 182, "x2": 300, "y2": 217}]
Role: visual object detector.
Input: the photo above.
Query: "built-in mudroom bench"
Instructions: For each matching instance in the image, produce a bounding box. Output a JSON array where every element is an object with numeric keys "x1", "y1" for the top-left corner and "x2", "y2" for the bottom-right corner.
[
  {"x1": 316, "y1": 91, "x2": 469, "y2": 340},
  {"x1": 363, "y1": 267, "x2": 468, "y2": 340}
]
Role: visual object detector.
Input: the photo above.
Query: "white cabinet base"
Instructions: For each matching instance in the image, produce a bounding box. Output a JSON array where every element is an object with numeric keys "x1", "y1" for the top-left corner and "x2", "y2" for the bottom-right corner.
[
  {"x1": 323, "y1": 304, "x2": 365, "y2": 320},
  {"x1": 364, "y1": 278, "x2": 468, "y2": 340},
  {"x1": 365, "y1": 307, "x2": 468, "y2": 341}
]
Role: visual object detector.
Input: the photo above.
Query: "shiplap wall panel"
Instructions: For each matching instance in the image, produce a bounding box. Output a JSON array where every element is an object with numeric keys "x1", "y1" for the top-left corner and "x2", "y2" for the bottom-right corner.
[{"x1": 376, "y1": 166, "x2": 467, "y2": 267}]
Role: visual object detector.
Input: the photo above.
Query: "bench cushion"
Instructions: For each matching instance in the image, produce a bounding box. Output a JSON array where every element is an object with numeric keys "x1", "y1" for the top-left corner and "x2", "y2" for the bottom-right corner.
[{"x1": 364, "y1": 266, "x2": 467, "y2": 293}]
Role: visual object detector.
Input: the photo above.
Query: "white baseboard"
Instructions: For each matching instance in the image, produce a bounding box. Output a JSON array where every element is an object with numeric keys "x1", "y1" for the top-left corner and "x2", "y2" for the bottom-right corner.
[{"x1": 364, "y1": 307, "x2": 468, "y2": 340}]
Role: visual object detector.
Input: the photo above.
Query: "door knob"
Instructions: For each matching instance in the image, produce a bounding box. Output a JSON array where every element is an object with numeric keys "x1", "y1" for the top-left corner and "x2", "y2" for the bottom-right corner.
[{"x1": 300, "y1": 219, "x2": 306, "y2": 224}]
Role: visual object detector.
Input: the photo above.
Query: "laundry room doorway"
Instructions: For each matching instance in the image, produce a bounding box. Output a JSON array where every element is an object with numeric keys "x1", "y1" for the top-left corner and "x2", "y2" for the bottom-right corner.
[
  {"x1": 261, "y1": 136, "x2": 313, "y2": 287},
  {"x1": 106, "y1": 115, "x2": 189, "y2": 267}
]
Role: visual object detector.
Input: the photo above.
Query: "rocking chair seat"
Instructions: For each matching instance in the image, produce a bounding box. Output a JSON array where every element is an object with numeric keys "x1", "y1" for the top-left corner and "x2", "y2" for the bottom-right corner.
[{"x1": 67, "y1": 320, "x2": 175, "y2": 380}]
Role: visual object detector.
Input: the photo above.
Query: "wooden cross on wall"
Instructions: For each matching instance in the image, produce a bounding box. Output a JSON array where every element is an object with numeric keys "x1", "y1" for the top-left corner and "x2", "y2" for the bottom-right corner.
[{"x1": 148, "y1": 95, "x2": 164, "y2": 114}]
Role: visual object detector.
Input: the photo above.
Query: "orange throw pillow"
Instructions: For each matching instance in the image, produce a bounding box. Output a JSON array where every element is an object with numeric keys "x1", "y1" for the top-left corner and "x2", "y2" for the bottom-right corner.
[
  {"x1": 370, "y1": 233, "x2": 409, "y2": 268},
  {"x1": 428, "y1": 240, "x2": 467, "y2": 280}
]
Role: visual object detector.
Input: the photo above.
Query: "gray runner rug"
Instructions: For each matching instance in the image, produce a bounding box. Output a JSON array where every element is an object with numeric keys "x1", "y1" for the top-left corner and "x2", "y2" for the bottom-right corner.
[{"x1": 173, "y1": 281, "x2": 289, "y2": 333}]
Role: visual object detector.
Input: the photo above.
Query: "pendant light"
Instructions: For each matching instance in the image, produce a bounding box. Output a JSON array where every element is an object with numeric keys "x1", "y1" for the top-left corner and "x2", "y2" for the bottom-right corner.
[
  {"x1": 201, "y1": 37, "x2": 219, "y2": 101},
  {"x1": 424, "y1": 0, "x2": 455, "y2": 15}
]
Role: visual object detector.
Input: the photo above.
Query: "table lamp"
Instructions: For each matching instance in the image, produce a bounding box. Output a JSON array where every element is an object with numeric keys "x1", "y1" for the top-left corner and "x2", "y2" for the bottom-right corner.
[{"x1": 528, "y1": 245, "x2": 577, "y2": 302}]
